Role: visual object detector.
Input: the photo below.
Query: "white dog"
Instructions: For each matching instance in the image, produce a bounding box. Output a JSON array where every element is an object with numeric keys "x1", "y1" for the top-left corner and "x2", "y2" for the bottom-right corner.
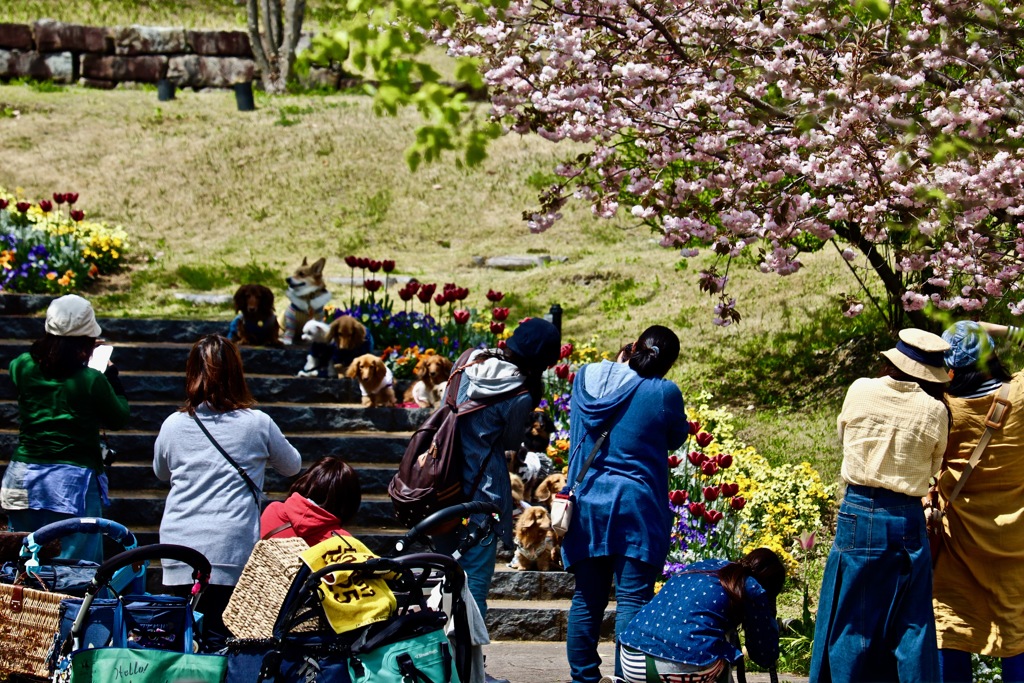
[{"x1": 296, "y1": 320, "x2": 335, "y2": 378}]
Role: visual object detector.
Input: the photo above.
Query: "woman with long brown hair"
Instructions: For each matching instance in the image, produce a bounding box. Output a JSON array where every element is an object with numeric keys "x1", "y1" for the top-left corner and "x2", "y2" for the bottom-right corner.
[{"x1": 153, "y1": 334, "x2": 301, "y2": 650}]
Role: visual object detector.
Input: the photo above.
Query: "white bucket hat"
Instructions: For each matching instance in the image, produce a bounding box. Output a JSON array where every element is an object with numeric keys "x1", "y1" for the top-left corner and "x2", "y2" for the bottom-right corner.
[
  {"x1": 880, "y1": 328, "x2": 950, "y2": 384},
  {"x1": 44, "y1": 294, "x2": 102, "y2": 338}
]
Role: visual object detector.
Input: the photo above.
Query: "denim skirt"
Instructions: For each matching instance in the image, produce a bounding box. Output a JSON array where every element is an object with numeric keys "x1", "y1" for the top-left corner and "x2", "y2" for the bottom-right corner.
[{"x1": 809, "y1": 484, "x2": 939, "y2": 683}]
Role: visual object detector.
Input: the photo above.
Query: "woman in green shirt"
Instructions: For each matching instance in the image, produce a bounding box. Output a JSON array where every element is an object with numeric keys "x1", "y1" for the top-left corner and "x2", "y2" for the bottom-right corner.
[{"x1": 0, "y1": 295, "x2": 129, "y2": 563}]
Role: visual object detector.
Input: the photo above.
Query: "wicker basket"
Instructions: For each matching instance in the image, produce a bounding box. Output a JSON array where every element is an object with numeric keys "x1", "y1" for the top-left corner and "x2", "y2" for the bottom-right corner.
[
  {"x1": 223, "y1": 537, "x2": 310, "y2": 639},
  {"x1": 0, "y1": 582, "x2": 68, "y2": 679}
]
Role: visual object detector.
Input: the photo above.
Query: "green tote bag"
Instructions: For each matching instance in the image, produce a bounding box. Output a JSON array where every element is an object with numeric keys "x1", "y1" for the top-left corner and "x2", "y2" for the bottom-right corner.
[{"x1": 64, "y1": 648, "x2": 226, "y2": 683}]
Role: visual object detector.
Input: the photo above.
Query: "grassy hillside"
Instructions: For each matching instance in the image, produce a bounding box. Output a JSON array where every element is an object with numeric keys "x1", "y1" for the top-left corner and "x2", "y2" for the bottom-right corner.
[{"x1": 0, "y1": 80, "x2": 891, "y2": 479}]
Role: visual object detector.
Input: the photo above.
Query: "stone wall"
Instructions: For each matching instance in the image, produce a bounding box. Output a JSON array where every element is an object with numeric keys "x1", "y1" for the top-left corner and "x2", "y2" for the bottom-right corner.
[{"x1": 0, "y1": 20, "x2": 257, "y2": 89}]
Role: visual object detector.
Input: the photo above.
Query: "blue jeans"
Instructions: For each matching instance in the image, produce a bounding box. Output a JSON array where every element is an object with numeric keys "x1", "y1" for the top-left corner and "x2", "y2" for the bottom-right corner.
[
  {"x1": 434, "y1": 526, "x2": 500, "y2": 622},
  {"x1": 8, "y1": 474, "x2": 104, "y2": 564},
  {"x1": 941, "y1": 649, "x2": 1024, "y2": 683},
  {"x1": 810, "y1": 484, "x2": 938, "y2": 682},
  {"x1": 567, "y1": 554, "x2": 660, "y2": 683}
]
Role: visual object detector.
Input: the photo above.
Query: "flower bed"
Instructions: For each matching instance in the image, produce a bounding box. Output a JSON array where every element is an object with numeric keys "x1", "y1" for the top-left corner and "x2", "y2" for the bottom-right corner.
[
  {"x1": 666, "y1": 394, "x2": 836, "y2": 574},
  {"x1": 0, "y1": 187, "x2": 128, "y2": 294}
]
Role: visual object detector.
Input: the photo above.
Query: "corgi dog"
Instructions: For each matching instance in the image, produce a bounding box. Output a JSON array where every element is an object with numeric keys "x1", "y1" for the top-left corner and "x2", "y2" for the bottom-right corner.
[{"x1": 280, "y1": 257, "x2": 331, "y2": 345}]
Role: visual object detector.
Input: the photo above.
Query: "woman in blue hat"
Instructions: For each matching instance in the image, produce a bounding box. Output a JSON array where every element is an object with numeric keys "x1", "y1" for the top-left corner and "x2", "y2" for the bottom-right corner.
[
  {"x1": 809, "y1": 328, "x2": 951, "y2": 682},
  {"x1": 932, "y1": 321, "x2": 1024, "y2": 682}
]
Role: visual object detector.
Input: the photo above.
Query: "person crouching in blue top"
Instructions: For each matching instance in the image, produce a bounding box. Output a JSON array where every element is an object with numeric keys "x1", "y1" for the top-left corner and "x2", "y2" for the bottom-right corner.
[
  {"x1": 614, "y1": 548, "x2": 786, "y2": 683},
  {"x1": 562, "y1": 325, "x2": 690, "y2": 683}
]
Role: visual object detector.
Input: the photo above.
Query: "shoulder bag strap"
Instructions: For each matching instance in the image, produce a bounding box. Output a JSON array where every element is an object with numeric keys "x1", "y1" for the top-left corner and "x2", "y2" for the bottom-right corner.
[
  {"x1": 261, "y1": 522, "x2": 293, "y2": 540},
  {"x1": 192, "y1": 414, "x2": 264, "y2": 509},
  {"x1": 949, "y1": 383, "x2": 1011, "y2": 502}
]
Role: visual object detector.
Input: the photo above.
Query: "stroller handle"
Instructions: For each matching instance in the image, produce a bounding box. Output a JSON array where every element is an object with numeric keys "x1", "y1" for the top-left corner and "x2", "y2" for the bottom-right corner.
[
  {"x1": 22, "y1": 517, "x2": 137, "y2": 570},
  {"x1": 395, "y1": 501, "x2": 501, "y2": 552},
  {"x1": 91, "y1": 544, "x2": 212, "y2": 595}
]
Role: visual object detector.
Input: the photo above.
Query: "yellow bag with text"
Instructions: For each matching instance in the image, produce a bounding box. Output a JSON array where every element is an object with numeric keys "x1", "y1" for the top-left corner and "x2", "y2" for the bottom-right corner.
[{"x1": 300, "y1": 534, "x2": 397, "y2": 635}]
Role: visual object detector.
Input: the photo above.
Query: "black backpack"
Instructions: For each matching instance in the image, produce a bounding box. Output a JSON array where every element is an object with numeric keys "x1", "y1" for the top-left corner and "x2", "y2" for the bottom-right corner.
[{"x1": 388, "y1": 352, "x2": 524, "y2": 530}]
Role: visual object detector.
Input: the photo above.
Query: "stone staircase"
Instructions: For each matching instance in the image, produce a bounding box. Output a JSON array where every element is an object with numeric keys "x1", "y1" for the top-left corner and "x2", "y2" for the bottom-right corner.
[{"x1": 0, "y1": 314, "x2": 613, "y2": 640}]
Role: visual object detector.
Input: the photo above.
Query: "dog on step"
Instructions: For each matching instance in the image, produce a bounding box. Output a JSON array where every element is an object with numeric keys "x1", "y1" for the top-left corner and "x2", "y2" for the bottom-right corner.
[
  {"x1": 512, "y1": 505, "x2": 558, "y2": 571},
  {"x1": 228, "y1": 284, "x2": 282, "y2": 347},
  {"x1": 404, "y1": 352, "x2": 454, "y2": 408},
  {"x1": 296, "y1": 316, "x2": 372, "y2": 378},
  {"x1": 346, "y1": 353, "x2": 396, "y2": 407},
  {"x1": 280, "y1": 257, "x2": 332, "y2": 345}
]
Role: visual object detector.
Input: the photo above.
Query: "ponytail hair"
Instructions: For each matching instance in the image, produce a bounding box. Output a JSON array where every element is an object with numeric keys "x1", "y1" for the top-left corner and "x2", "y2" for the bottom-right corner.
[
  {"x1": 628, "y1": 325, "x2": 680, "y2": 379},
  {"x1": 716, "y1": 548, "x2": 786, "y2": 622}
]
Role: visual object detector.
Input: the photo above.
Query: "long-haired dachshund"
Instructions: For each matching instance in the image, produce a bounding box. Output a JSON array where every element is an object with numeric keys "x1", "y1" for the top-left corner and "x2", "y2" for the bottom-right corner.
[
  {"x1": 513, "y1": 505, "x2": 558, "y2": 571},
  {"x1": 229, "y1": 284, "x2": 282, "y2": 347},
  {"x1": 404, "y1": 352, "x2": 454, "y2": 408},
  {"x1": 346, "y1": 353, "x2": 396, "y2": 407}
]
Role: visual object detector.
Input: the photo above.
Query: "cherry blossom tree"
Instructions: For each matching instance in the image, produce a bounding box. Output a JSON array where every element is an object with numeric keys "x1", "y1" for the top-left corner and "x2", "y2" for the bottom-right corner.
[{"x1": 330, "y1": 0, "x2": 1024, "y2": 329}]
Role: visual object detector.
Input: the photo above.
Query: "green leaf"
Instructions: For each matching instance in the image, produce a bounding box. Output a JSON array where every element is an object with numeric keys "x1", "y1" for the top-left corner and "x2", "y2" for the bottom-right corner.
[{"x1": 854, "y1": 0, "x2": 890, "y2": 20}]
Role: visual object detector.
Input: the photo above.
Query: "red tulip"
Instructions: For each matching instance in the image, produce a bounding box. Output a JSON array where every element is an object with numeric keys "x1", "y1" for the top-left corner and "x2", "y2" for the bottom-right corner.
[
  {"x1": 687, "y1": 451, "x2": 707, "y2": 467},
  {"x1": 38, "y1": 200, "x2": 52, "y2": 212},
  {"x1": 382, "y1": 259, "x2": 395, "y2": 273},
  {"x1": 554, "y1": 363, "x2": 570, "y2": 379},
  {"x1": 16, "y1": 202, "x2": 31, "y2": 213},
  {"x1": 492, "y1": 307, "x2": 510, "y2": 321},
  {"x1": 716, "y1": 453, "x2": 734, "y2": 469},
  {"x1": 667, "y1": 454, "x2": 682, "y2": 468},
  {"x1": 406, "y1": 280, "x2": 421, "y2": 294},
  {"x1": 490, "y1": 321, "x2": 505, "y2": 335},
  {"x1": 497, "y1": 339, "x2": 507, "y2": 350},
  {"x1": 344, "y1": 255, "x2": 358, "y2": 268},
  {"x1": 417, "y1": 290, "x2": 433, "y2": 304},
  {"x1": 687, "y1": 502, "x2": 706, "y2": 518},
  {"x1": 420, "y1": 283, "x2": 437, "y2": 298},
  {"x1": 702, "y1": 485, "x2": 720, "y2": 502},
  {"x1": 444, "y1": 282, "x2": 458, "y2": 292},
  {"x1": 399, "y1": 288, "x2": 414, "y2": 302},
  {"x1": 65, "y1": 193, "x2": 79, "y2": 205},
  {"x1": 364, "y1": 279, "x2": 383, "y2": 292},
  {"x1": 456, "y1": 287, "x2": 470, "y2": 301},
  {"x1": 700, "y1": 460, "x2": 720, "y2": 476},
  {"x1": 454, "y1": 309, "x2": 471, "y2": 325},
  {"x1": 0, "y1": 199, "x2": 8, "y2": 210},
  {"x1": 720, "y1": 482, "x2": 740, "y2": 497},
  {"x1": 367, "y1": 260, "x2": 382, "y2": 273},
  {"x1": 486, "y1": 289, "x2": 504, "y2": 302},
  {"x1": 53, "y1": 193, "x2": 66, "y2": 204},
  {"x1": 70, "y1": 210, "x2": 85, "y2": 221},
  {"x1": 567, "y1": 372, "x2": 576, "y2": 383},
  {"x1": 695, "y1": 432, "x2": 714, "y2": 448},
  {"x1": 434, "y1": 293, "x2": 447, "y2": 306},
  {"x1": 703, "y1": 509, "x2": 724, "y2": 524},
  {"x1": 560, "y1": 343, "x2": 574, "y2": 360},
  {"x1": 730, "y1": 496, "x2": 747, "y2": 511},
  {"x1": 669, "y1": 490, "x2": 688, "y2": 506},
  {"x1": 688, "y1": 420, "x2": 701, "y2": 434}
]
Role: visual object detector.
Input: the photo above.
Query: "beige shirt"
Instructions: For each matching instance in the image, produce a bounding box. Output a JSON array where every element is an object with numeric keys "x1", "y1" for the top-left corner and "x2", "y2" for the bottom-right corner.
[{"x1": 838, "y1": 376, "x2": 948, "y2": 497}]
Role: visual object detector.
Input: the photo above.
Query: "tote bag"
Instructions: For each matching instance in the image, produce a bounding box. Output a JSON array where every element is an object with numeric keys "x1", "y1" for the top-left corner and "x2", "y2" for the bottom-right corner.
[{"x1": 61, "y1": 648, "x2": 226, "y2": 683}]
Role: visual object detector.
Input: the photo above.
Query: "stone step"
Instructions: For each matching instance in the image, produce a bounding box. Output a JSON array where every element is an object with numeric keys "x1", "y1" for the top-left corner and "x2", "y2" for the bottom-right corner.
[
  {"x1": 0, "y1": 399, "x2": 431, "y2": 433},
  {"x1": 0, "y1": 430, "x2": 412, "y2": 464},
  {"x1": 101, "y1": 491, "x2": 402, "y2": 528},
  {"x1": 0, "y1": 316, "x2": 229, "y2": 343},
  {"x1": 0, "y1": 339, "x2": 315, "y2": 376},
  {"x1": 485, "y1": 599, "x2": 615, "y2": 641},
  {"x1": 0, "y1": 370, "x2": 374, "y2": 404}
]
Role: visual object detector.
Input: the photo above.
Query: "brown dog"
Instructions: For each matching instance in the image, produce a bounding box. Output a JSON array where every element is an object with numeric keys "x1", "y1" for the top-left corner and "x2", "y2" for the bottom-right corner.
[
  {"x1": 328, "y1": 315, "x2": 370, "y2": 375},
  {"x1": 533, "y1": 472, "x2": 568, "y2": 508},
  {"x1": 346, "y1": 353, "x2": 396, "y2": 407},
  {"x1": 230, "y1": 284, "x2": 281, "y2": 347},
  {"x1": 403, "y1": 352, "x2": 454, "y2": 408},
  {"x1": 513, "y1": 506, "x2": 558, "y2": 571},
  {"x1": 281, "y1": 257, "x2": 332, "y2": 345}
]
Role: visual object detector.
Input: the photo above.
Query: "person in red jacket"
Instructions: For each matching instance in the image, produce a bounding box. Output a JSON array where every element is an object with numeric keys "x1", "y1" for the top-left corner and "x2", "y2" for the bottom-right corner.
[{"x1": 260, "y1": 456, "x2": 361, "y2": 544}]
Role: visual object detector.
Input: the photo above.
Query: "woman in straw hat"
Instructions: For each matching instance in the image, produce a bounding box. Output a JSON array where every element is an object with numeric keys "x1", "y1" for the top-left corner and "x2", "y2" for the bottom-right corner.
[
  {"x1": 932, "y1": 321, "x2": 1024, "y2": 682},
  {"x1": 809, "y1": 328, "x2": 951, "y2": 682},
  {"x1": 0, "y1": 295, "x2": 129, "y2": 564}
]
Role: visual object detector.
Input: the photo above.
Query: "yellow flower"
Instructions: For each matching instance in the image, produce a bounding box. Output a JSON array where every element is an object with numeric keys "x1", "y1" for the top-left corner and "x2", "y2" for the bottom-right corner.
[{"x1": 45, "y1": 272, "x2": 57, "y2": 280}]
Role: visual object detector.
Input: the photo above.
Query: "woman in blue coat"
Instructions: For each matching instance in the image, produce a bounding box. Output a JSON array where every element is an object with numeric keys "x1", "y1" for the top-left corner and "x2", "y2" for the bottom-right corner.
[{"x1": 562, "y1": 325, "x2": 690, "y2": 683}]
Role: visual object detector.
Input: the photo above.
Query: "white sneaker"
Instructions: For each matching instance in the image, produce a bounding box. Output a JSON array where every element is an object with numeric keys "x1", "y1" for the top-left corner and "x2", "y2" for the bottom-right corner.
[{"x1": 598, "y1": 677, "x2": 627, "y2": 683}]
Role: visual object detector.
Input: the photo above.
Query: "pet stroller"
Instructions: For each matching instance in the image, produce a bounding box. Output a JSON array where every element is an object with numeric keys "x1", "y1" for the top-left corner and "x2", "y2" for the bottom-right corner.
[
  {"x1": 0, "y1": 517, "x2": 144, "y2": 680},
  {"x1": 50, "y1": 543, "x2": 227, "y2": 682},
  {"x1": 224, "y1": 500, "x2": 502, "y2": 683}
]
